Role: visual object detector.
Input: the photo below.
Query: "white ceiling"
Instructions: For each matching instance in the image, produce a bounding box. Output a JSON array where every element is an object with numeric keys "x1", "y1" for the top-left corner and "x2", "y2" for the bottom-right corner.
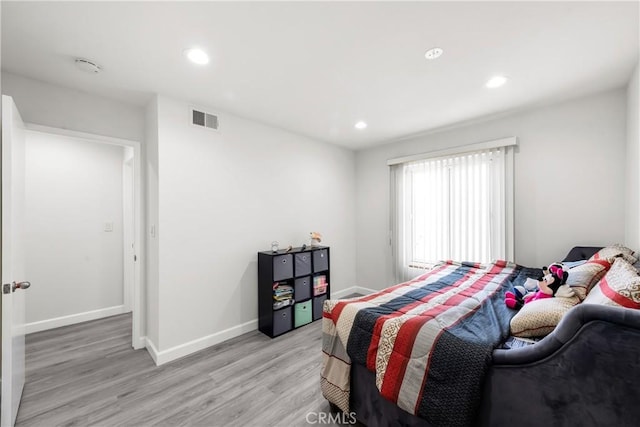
[{"x1": 2, "y1": 1, "x2": 638, "y2": 150}]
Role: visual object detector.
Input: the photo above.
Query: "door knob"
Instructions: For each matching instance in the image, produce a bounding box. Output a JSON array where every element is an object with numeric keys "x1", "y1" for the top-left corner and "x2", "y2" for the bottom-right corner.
[{"x1": 13, "y1": 281, "x2": 31, "y2": 292}]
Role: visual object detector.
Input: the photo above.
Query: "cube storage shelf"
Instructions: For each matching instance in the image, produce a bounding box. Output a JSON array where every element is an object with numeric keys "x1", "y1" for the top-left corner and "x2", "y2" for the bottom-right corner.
[{"x1": 258, "y1": 246, "x2": 330, "y2": 338}]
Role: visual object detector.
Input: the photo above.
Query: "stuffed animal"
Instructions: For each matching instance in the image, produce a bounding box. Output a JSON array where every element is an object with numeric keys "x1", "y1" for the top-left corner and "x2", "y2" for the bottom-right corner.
[
  {"x1": 310, "y1": 231, "x2": 322, "y2": 247},
  {"x1": 505, "y1": 262, "x2": 574, "y2": 309}
]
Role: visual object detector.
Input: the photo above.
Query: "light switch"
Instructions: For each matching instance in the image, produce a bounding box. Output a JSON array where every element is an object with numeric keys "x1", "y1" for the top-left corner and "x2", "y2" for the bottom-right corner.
[{"x1": 104, "y1": 222, "x2": 113, "y2": 232}]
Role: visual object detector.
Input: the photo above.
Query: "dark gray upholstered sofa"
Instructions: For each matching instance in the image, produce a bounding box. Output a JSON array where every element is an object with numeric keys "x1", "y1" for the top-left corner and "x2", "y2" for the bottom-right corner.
[
  {"x1": 347, "y1": 247, "x2": 640, "y2": 426},
  {"x1": 350, "y1": 304, "x2": 640, "y2": 426}
]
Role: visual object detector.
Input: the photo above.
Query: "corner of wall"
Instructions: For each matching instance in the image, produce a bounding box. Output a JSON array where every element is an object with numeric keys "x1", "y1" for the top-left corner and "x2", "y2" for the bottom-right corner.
[
  {"x1": 145, "y1": 336, "x2": 160, "y2": 365},
  {"x1": 626, "y1": 61, "x2": 640, "y2": 250},
  {"x1": 145, "y1": 95, "x2": 160, "y2": 348}
]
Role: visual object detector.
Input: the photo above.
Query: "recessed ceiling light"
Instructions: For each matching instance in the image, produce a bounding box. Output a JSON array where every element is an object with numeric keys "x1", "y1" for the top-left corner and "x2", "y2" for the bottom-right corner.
[
  {"x1": 355, "y1": 121, "x2": 368, "y2": 130},
  {"x1": 486, "y1": 75, "x2": 508, "y2": 88},
  {"x1": 424, "y1": 47, "x2": 444, "y2": 60},
  {"x1": 184, "y1": 48, "x2": 209, "y2": 65}
]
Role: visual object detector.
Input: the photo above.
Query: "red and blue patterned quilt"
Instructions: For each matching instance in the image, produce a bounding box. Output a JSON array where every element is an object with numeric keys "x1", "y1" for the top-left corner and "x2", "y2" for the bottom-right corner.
[{"x1": 321, "y1": 260, "x2": 538, "y2": 426}]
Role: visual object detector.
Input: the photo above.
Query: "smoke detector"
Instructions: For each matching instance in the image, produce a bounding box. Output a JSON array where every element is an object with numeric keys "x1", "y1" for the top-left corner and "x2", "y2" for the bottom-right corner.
[
  {"x1": 424, "y1": 47, "x2": 444, "y2": 60},
  {"x1": 75, "y1": 58, "x2": 102, "y2": 74}
]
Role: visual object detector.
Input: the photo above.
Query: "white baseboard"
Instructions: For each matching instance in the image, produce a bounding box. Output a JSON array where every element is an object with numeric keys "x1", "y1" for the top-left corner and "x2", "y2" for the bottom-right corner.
[
  {"x1": 145, "y1": 337, "x2": 160, "y2": 365},
  {"x1": 146, "y1": 318, "x2": 259, "y2": 366},
  {"x1": 354, "y1": 286, "x2": 377, "y2": 295},
  {"x1": 145, "y1": 287, "x2": 377, "y2": 367},
  {"x1": 25, "y1": 305, "x2": 127, "y2": 334},
  {"x1": 331, "y1": 286, "x2": 377, "y2": 299}
]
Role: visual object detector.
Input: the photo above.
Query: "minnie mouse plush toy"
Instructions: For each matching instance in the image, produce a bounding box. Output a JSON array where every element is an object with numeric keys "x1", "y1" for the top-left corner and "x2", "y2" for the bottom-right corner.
[{"x1": 505, "y1": 262, "x2": 572, "y2": 309}]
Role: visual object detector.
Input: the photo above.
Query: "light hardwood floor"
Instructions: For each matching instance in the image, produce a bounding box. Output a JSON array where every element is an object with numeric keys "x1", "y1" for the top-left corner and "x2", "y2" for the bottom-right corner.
[{"x1": 17, "y1": 314, "x2": 343, "y2": 427}]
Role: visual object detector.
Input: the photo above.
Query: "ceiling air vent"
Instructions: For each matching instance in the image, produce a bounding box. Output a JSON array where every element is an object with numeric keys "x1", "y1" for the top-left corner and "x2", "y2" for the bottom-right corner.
[{"x1": 191, "y1": 108, "x2": 219, "y2": 130}]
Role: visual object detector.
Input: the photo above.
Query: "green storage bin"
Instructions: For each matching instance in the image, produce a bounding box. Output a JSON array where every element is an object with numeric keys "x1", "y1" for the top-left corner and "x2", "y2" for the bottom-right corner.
[{"x1": 294, "y1": 301, "x2": 312, "y2": 327}]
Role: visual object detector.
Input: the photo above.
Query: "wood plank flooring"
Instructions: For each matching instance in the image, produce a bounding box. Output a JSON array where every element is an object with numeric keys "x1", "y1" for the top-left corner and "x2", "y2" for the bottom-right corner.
[{"x1": 16, "y1": 313, "x2": 345, "y2": 427}]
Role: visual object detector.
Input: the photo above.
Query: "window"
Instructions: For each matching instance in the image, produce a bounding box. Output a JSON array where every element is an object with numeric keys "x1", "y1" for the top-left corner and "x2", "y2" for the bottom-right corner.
[{"x1": 390, "y1": 139, "x2": 515, "y2": 282}]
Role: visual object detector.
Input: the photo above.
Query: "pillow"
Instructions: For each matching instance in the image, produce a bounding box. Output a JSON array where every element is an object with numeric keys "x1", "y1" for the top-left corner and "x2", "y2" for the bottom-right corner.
[
  {"x1": 565, "y1": 259, "x2": 611, "y2": 300},
  {"x1": 589, "y1": 244, "x2": 638, "y2": 265},
  {"x1": 583, "y1": 258, "x2": 640, "y2": 309},
  {"x1": 510, "y1": 295, "x2": 581, "y2": 338}
]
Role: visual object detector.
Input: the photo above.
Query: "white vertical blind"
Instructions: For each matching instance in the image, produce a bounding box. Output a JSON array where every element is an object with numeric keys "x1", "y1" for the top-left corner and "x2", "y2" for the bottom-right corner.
[{"x1": 391, "y1": 145, "x2": 513, "y2": 282}]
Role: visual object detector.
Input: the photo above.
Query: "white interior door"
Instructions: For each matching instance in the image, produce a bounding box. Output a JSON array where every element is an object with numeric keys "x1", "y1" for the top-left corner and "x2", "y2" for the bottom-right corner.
[{"x1": 1, "y1": 95, "x2": 28, "y2": 427}]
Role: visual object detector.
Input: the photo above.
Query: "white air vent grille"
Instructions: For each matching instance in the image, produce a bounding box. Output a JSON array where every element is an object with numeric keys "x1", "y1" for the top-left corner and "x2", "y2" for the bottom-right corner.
[{"x1": 191, "y1": 108, "x2": 219, "y2": 130}]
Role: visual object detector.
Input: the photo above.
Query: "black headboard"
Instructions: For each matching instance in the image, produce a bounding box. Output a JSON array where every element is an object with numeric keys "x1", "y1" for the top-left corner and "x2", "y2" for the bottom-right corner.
[{"x1": 562, "y1": 246, "x2": 603, "y2": 262}]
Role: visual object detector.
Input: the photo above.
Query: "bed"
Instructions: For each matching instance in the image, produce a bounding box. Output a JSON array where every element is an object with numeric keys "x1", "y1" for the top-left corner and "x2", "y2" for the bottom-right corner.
[{"x1": 320, "y1": 247, "x2": 640, "y2": 426}]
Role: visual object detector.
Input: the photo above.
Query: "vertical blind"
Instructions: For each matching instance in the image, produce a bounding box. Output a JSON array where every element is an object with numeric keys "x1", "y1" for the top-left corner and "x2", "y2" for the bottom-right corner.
[{"x1": 391, "y1": 146, "x2": 512, "y2": 282}]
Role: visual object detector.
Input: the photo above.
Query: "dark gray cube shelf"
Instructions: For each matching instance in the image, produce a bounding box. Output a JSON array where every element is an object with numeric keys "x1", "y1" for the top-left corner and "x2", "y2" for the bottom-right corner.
[{"x1": 258, "y1": 246, "x2": 330, "y2": 338}]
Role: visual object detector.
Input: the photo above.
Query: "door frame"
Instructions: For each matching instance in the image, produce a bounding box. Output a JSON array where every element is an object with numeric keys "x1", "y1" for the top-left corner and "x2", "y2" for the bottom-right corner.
[
  {"x1": 24, "y1": 124, "x2": 145, "y2": 349},
  {"x1": 122, "y1": 150, "x2": 135, "y2": 313}
]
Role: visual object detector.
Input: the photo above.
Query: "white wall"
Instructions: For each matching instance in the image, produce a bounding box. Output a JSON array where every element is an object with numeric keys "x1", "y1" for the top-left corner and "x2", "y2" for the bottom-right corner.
[
  {"x1": 150, "y1": 95, "x2": 356, "y2": 354},
  {"x1": 24, "y1": 130, "x2": 125, "y2": 327},
  {"x1": 625, "y1": 61, "x2": 640, "y2": 251},
  {"x1": 1, "y1": 72, "x2": 145, "y2": 142},
  {"x1": 356, "y1": 89, "x2": 628, "y2": 290}
]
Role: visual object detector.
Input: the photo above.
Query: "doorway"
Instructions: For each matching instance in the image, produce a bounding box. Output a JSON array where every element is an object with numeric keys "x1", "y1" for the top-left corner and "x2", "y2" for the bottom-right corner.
[{"x1": 22, "y1": 124, "x2": 143, "y2": 349}]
